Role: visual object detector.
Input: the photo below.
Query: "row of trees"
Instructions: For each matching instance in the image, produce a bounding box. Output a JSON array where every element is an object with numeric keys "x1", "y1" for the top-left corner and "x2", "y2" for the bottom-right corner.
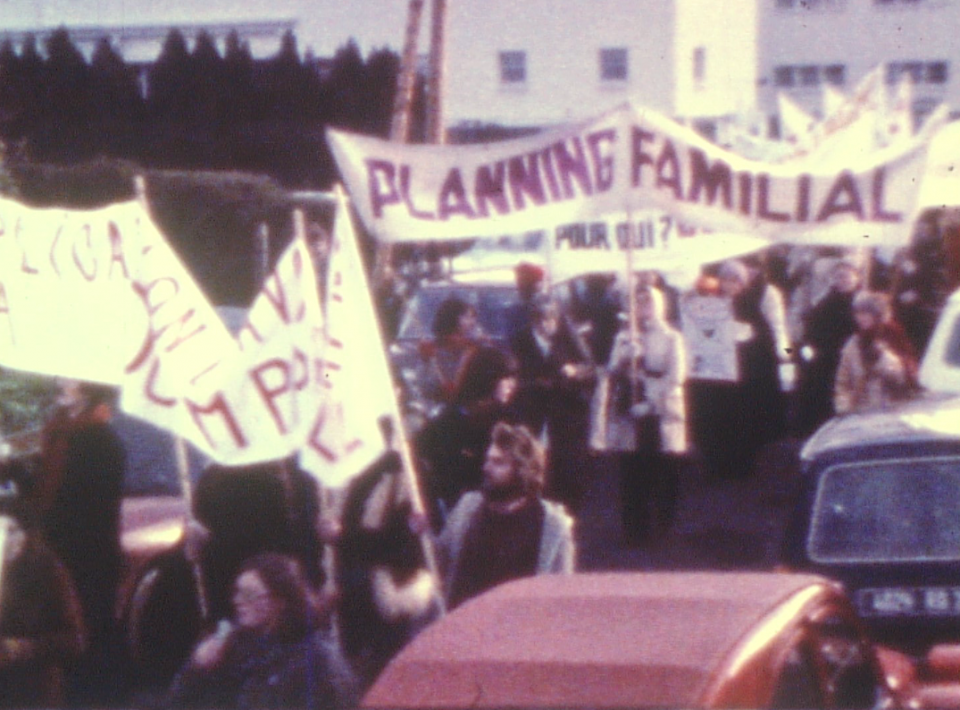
[{"x1": 0, "y1": 28, "x2": 419, "y2": 187}]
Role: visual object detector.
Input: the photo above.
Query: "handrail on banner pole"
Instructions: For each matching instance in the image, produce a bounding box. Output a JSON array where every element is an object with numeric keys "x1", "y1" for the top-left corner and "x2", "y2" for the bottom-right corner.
[{"x1": 134, "y1": 175, "x2": 210, "y2": 622}]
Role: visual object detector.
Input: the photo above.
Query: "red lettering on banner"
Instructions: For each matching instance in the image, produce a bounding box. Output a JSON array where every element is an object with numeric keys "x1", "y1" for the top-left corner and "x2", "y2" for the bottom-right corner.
[
  {"x1": 553, "y1": 137, "x2": 594, "y2": 198},
  {"x1": 687, "y1": 149, "x2": 733, "y2": 208},
  {"x1": 655, "y1": 140, "x2": 683, "y2": 200},
  {"x1": 757, "y1": 174, "x2": 791, "y2": 222},
  {"x1": 631, "y1": 127, "x2": 656, "y2": 187},
  {"x1": 306, "y1": 403, "x2": 363, "y2": 463},
  {"x1": 240, "y1": 321, "x2": 266, "y2": 345},
  {"x1": 400, "y1": 165, "x2": 435, "y2": 220},
  {"x1": 108, "y1": 222, "x2": 131, "y2": 278},
  {"x1": 538, "y1": 146, "x2": 561, "y2": 201},
  {"x1": 137, "y1": 277, "x2": 180, "y2": 316},
  {"x1": 17, "y1": 218, "x2": 38, "y2": 275},
  {"x1": 474, "y1": 162, "x2": 510, "y2": 218},
  {"x1": 142, "y1": 359, "x2": 177, "y2": 407},
  {"x1": 49, "y1": 224, "x2": 64, "y2": 276},
  {"x1": 306, "y1": 408, "x2": 338, "y2": 462},
  {"x1": 587, "y1": 128, "x2": 617, "y2": 192},
  {"x1": 507, "y1": 153, "x2": 547, "y2": 211},
  {"x1": 250, "y1": 349, "x2": 309, "y2": 435},
  {"x1": 437, "y1": 168, "x2": 476, "y2": 220},
  {"x1": 796, "y1": 175, "x2": 812, "y2": 223},
  {"x1": 262, "y1": 254, "x2": 307, "y2": 324},
  {"x1": 72, "y1": 224, "x2": 98, "y2": 281},
  {"x1": 187, "y1": 393, "x2": 247, "y2": 449},
  {"x1": 738, "y1": 173, "x2": 753, "y2": 215},
  {"x1": 126, "y1": 286, "x2": 208, "y2": 374},
  {"x1": 816, "y1": 171, "x2": 864, "y2": 222},
  {"x1": 0, "y1": 281, "x2": 13, "y2": 345},
  {"x1": 366, "y1": 159, "x2": 401, "y2": 218},
  {"x1": 871, "y1": 167, "x2": 902, "y2": 222}
]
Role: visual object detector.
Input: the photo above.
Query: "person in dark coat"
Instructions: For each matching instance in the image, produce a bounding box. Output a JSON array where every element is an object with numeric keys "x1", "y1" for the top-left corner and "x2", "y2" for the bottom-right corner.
[
  {"x1": 692, "y1": 261, "x2": 791, "y2": 480},
  {"x1": 0, "y1": 504, "x2": 86, "y2": 709},
  {"x1": 510, "y1": 296, "x2": 595, "y2": 512},
  {"x1": 166, "y1": 553, "x2": 358, "y2": 710},
  {"x1": 335, "y1": 451, "x2": 439, "y2": 687},
  {"x1": 795, "y1": 258, "x2": 861, "y2": 436},
  {"x1": 39, "y1": 379, "x2": 126, "y2": 705},
  {"x1": 416, "y1": 344, "x2": 520, "y2": 525},
  {"x1": 569, "y1": 272, "x2": 623, "y2": 366},
  {"x1": 504, "y1": 262, "x2": 546, "y2": 344},
  {"x1": 191, "y1": 458, "x2": 324, "y2": 625}
]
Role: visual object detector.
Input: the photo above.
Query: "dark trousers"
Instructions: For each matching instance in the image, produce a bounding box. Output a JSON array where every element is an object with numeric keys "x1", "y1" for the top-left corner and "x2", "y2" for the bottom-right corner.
[{"x1": 617, "y1": 417, "x2": 680, "y2": 542}]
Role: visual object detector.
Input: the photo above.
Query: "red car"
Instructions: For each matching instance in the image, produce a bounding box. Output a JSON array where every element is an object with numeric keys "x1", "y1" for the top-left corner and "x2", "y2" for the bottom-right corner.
[{"x1": 362, "y1": 571, "x2": 960, "y2": 709}]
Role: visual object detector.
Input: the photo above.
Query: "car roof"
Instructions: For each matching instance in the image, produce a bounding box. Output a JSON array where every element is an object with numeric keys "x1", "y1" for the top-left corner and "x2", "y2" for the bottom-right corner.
[
  {"x1": 800, "y1": 393, "x2": 960, "y2": 462},
  {"x1": 362, "y1": 571, "x2": 836, "y2": 709}
]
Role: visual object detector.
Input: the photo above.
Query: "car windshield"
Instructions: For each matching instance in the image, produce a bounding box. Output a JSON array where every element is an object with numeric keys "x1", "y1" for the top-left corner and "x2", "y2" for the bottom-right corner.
[
  {"x1": 396, "y1": 285, "x2": 518, "y2": 342},
  {"x1": 809, "y1": 456, "x2": 960, "y2": 563}
]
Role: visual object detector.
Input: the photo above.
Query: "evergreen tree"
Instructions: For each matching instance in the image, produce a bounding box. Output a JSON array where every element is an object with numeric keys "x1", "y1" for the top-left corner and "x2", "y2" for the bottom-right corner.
[
  {"x1": 148, "y1": 29, "x2": 192, "y2": 120},
  {"x1": 190, "y1": 30, "x2": 225, "y2": 125},
  {"x1": 223, "y1": 31, "x2": 255, "y2": 123},
  {"x1": 89, "y1": 36, "x2": 144, "y2": 122},
  {"x1": 325, "y1": 39, "x2": 365, "y2": 128},
  {"x1": 361, "y1": 47, "x2": 398, "y2": 136},
  {"x1": 43, "y1": 27, "x2": 91, "y2": 124}
]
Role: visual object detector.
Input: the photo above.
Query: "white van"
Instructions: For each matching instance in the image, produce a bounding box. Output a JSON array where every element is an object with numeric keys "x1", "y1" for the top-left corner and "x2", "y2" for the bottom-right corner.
[{"x1": 920, "y1": 287, "x2": 960, "y2": 393}]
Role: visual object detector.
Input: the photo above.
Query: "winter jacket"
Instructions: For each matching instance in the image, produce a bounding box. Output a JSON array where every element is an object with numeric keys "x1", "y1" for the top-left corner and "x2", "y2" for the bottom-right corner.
[{"x1": 437, "y1": 491, "x2": 575, "y2": 602}]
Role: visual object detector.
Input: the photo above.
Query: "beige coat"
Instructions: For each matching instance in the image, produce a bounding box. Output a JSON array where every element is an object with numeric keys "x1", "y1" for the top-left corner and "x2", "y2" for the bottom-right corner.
[
  {"x1": 591, "y1": 293, "x2": 688, "y2": 454},
  {"x1": 833, "y1": 336, "x2": 910, "y2": 415}
]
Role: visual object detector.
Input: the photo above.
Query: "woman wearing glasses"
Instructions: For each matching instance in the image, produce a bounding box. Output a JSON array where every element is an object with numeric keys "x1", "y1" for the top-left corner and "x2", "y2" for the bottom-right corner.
[{"x1": 165, "y1": 553, "x2": 357, "y2": 709}]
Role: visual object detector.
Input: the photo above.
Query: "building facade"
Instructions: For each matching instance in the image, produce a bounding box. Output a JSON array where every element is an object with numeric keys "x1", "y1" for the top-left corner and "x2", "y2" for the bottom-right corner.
[
  {"x1": 758, "y1": 0, "x2": 960, "y2": 133},
  {"x1": 443, "y1": 0, "x2": 758, "y2": 138}
]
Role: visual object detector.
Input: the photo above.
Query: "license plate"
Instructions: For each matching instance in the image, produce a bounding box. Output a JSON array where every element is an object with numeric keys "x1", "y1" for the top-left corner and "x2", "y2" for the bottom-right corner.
[
  {"x1": 859, "y1": 587, "x2": 960, "y2": 616},
  {"x1": 862, "y1": 588, "x2": 916, "y2": 615}
]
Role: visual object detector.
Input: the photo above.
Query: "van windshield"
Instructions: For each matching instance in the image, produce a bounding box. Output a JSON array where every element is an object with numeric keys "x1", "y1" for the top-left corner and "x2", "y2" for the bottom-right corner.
[{"x1": 809, "y1": 456, "x2": 960, "y2": 563}]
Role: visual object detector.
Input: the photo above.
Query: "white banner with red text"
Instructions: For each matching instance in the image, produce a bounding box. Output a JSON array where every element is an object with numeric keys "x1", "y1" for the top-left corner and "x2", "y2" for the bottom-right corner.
[
  {"x1": 0, "y1": 196, "x2": 384, "y2": 487},
  {"x1": 328, "y1": 101, "x2": 942, "y2": 249}
]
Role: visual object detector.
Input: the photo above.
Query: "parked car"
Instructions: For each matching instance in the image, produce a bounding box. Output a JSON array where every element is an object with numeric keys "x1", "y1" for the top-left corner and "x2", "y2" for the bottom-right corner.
[
  {"x1": 362, "y1": 571, "x2": 912, "y2": 709},
  {"x1": 388, "y1": 272, "x2": 525, "y2": 430},
  {"x1": 781, "y1": 393, "x2": 960, "y2": 657},
  {"x1": 389, "y1": 270, "x2": 602, "y2": 431},
  {"x1": 919, "y1": 286, "x2": 960, "y2": 394}
]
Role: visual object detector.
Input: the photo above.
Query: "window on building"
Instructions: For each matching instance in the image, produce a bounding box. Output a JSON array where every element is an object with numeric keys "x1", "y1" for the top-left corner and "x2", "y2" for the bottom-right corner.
[
  {"x1": 823, "y1": 64, "x2": 846, "y2": 86},
  {"x1": 599, "y1": 48, "x2": 628, "y2": 81},
  {"x1": 887, "y1": 60, "x2": 942, "y2": 84},
  {"x1": 499, "y1": 50, "x2": 526, "y2": 83},
  {"x1": 693, "y1": 46, "x2": 706, "y2": 84},
  {"x1": 774, "y1": 66, "x2": 795, "y2": 87},
  {"x1": 927, "y1": 61, "x2": 949, "y2": 84},
  {"x1": 776, "y1": 0, "x2": 841, "y2": 8},
  {"x1": 799, "y1": 65, "x2": 820, "y2": 86}
]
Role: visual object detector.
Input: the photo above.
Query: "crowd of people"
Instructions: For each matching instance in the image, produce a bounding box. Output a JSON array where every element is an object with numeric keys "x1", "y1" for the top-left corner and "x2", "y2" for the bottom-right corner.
[{"x1": 0, "y1": 231, "x2": 952, "y2": 707}]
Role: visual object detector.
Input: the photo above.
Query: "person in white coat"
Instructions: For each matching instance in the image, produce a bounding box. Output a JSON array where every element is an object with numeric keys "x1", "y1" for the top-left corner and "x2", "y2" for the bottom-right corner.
[{"x1": 600, "y1": 284, "x2": 688, "y2": 544}]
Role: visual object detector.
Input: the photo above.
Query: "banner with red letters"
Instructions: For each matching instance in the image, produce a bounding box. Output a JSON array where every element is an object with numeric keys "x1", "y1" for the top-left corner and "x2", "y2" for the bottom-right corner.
[{"x1": 328, "y1": 101, "x2": 944, "y2": 249}]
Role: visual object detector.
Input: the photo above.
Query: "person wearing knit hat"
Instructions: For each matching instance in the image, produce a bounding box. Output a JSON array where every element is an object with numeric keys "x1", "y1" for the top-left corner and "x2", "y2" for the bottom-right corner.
[{"x1": 834, "y1": 290, "x2": 920, "y2": 415}]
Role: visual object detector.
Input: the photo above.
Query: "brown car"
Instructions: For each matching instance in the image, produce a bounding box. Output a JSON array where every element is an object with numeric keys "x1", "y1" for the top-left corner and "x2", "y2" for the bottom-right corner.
[{"x1": 363, "y1": 571, "x2": 913, "y2": 709}]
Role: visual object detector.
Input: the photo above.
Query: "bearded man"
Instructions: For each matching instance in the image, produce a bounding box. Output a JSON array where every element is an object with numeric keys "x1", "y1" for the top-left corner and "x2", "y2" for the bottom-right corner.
[{"x1": 437, "y1": 421, "x2": 575, "y2": 609}]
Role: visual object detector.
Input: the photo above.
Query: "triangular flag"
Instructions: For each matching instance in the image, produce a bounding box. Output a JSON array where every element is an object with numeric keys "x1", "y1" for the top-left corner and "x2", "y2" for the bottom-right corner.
[{"x1": 301, "y1": 186, "x2": 395, "y2": 487}]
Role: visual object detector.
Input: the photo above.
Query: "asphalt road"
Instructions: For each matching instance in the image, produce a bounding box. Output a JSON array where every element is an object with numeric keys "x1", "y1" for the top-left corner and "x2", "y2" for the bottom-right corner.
[{"x1": 575, "y1": 437, "x2": 804, "y2": 573}]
